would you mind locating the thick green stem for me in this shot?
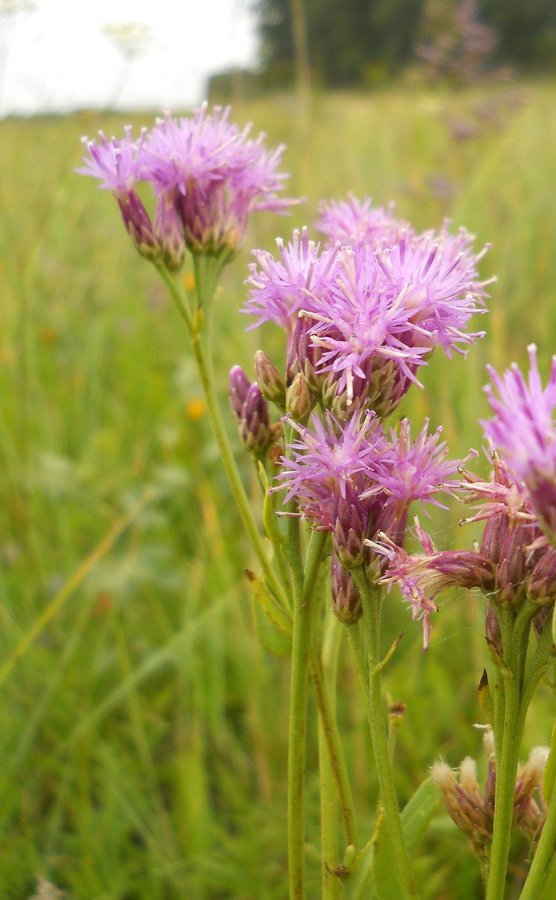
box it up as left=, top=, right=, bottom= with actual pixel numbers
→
left=350, top=567, right=418, bottom=899
left=155, top=262, right=286, bottom=606
left=520, top=774, right=556, bottom=900
left=486, top=608, right=523, bottom=900
left=520, top=682, right=556, bottom=900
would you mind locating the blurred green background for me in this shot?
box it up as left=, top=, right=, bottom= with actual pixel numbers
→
left=0, top=80, right=555, bottom=897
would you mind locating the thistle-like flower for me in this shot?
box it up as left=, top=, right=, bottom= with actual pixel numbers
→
left=144, top=106, right=297, bottom=258
left=244, top=222, right=488, bottom=416
left=79, top=105, right=298, bottom=265
left=77, top=126, right=160, bottom=261
left=483, top=344, right=556, bottom=541
left=276, top=414, right=465, bottom=577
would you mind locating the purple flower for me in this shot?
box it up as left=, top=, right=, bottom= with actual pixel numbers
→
left=79, top=105, right=299, bottom=264
left=143, top=106, right=298, bottom=257
left=244, top=222, right=489, bottom=415
left=365, top=419, right=469, bottom=507
left=78, top=126, right=160, bottom=260
left=276, top=411, right=387, bottom=565
left=309, top=228, right=487, bottom=407
left=482, top=344, right=556, bottom=538
left=376, top=450, right=556, bottom=647
left=315, top=194, right=408, bottom=249
left=78, top=125, right=147, bottom=193
left=308, top=244, right=431, bottom=406
left=275, top=413, right=466, bottom=570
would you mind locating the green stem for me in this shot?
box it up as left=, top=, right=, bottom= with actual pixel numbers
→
left=350, top=567, right=418, bottom=899
left=155, top=262, right=286, bottom=606
left=287, top=529, right=326, bottom=898
left=486, top=607, right=523, bottom=900
left=520, top=775, right=556, bottom=900
left=520, top=669, right=556, bottom=900
left=310, top=649, right=358, bottom=849
left=318, top=616, right=343, bottom=900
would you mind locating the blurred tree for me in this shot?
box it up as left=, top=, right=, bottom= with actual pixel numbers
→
left=254, top=0, right=556, bottom=86
left=481, top=0, right=556, bottom=69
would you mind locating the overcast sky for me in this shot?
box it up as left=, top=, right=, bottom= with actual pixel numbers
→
left=0, top=0, right=258, bottom=116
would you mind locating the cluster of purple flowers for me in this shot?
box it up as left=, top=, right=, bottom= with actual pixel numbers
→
left=78, top=105, right=297, bottom=267
left=245, top=207, right=489, bottom=415
left=236, top=193, right=497, bottom=640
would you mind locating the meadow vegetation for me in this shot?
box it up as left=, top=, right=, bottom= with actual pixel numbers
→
left=0, top=80, right=555, bottom=898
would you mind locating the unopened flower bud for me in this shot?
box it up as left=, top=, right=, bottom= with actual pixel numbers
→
left=331, top=555, right=362, bottom=624
left=229, top=366, right=252, bottom=421
left=485, top=603, right=503, bottom=658
left=286, top=317, right=323, bottom=394
left=239, top=384, right=271, bottom=454
left=229, top=366, right=271, bottom=455
left=255, top=350, right=286, bottom=407
left=333, top=498, right=365, bottom=569
left=155, top=191, right=185, bottom=271
left=117, top=191, right=161, bottom=262
left=286, top=372, right=314, bottom=422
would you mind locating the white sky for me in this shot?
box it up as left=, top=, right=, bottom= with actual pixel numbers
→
left=0, top=0, right=258, bottom=116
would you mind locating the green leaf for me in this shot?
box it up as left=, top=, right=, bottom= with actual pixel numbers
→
left=400, top=777, right=442, bottom=855
left=246, top=569, right=292, bottom=657
left=371, top=778, right=441, bottom=898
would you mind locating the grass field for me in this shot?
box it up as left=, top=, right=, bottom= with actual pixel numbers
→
left=0, top=80, right=555, bottom=898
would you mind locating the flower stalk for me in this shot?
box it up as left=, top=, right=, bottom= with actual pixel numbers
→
left=350, top=566, right=418, bottom=899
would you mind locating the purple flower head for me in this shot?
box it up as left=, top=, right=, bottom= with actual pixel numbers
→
left=78, top=125, right=147, bottom=194
left=374, top=229, right=489, bottom=356
left=308, top=244, right=431, bottom=407
left=79, top=106, right=299, bottom=266
left=244, top=227, right=340, bottom=330
left=275, top=410, right=388, bottom=565
left=315, top=194, right=408, bottom=249
left=305, top=226, right=488, bottom=411
left=78, top=126, right=160, bottom=260
left=365, top=419, right=468, bottom=509
left=143, top=105, right=298, bottom=257
left=459, top=452, right=556, bottom=608
left=482, top=345, right=556, bottom=540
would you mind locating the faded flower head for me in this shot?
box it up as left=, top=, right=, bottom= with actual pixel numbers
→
left=79, top=104, right=298, bottom=264
left=374, top=518, right=495, bottom=649
left=432, top=730, right=549, bottom=857
left=483, top=344, right=556, bottom=540
left=376, top=448, right=556, bottom=647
